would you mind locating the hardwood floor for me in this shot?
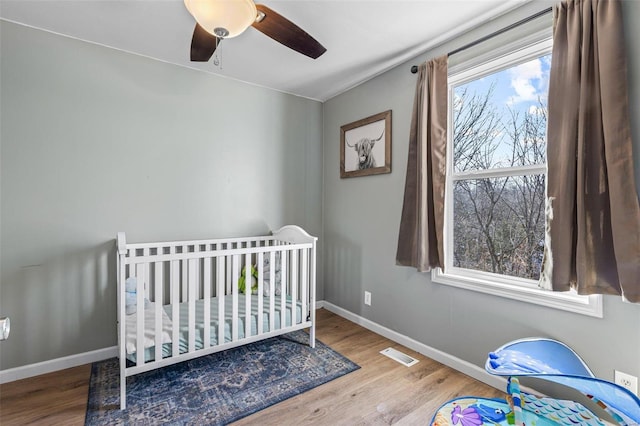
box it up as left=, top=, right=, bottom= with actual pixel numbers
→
left=0, top=363, right=91, bottom=425
left=0, top=309, right=502, bottom=425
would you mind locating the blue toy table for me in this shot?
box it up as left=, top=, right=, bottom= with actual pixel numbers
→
left=431, top=338, right=640, bottom=426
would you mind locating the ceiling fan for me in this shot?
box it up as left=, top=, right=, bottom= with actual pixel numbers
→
left=184, top=0, right=327, bottom=62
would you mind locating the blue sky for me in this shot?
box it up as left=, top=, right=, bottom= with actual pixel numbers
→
left=454, top=53, right=551, bottom=168
left=461, top=53, right=551, bottom=114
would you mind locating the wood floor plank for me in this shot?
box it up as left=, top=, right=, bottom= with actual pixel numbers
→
left=0, top=364, right=90, bottom=425
left=0, top=309, right=504, bottom=425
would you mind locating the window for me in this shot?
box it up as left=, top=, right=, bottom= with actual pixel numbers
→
left=432, top=24, right=602, bottom=317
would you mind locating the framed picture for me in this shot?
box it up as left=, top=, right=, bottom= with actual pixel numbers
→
left=340, top=110, right=392, bottom=178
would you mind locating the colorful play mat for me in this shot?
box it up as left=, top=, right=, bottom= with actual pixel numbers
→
left=431, top=338, right=640, bottom=426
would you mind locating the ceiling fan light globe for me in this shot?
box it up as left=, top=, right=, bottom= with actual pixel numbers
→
left=184, top=0, right=257, bottom=38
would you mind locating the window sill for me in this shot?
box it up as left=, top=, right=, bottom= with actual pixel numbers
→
left=431, top=267, right=603, bottom=318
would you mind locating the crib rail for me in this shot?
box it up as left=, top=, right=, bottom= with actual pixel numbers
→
left=116, top=226, right=317, bottom=410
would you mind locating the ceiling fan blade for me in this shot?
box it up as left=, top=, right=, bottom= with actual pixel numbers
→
left=252, top=4, right=326, bottom=59
left=191, top=23, right=220, bottom=62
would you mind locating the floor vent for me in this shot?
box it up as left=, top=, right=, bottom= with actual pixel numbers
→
left=380, top=347, right=419, bottom=367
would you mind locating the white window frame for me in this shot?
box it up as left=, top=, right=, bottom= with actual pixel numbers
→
left=432, top=28, right=603, bottom=318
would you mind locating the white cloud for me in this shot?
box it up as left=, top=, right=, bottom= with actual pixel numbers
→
left=507, top=58, right=545, bottom=105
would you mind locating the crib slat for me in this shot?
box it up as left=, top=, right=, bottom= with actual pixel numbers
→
left=154, top=262, right=163, bottom=363
left=232, top=255, right=239, bottom=342
left=226, top=247, right=232, bottom=294
left=280, top=249, right=287, bottom=329
left=245, top=252, right=252, bottom=338
left=301, top=248, right=308, bottom=323
left=143, top=248, right=150, bottom=301
left=257, top=252, right=264, bottom=335
left=203, top=256, right=211, bottom=348
left=135, top=263, right=145, bottom=366
left=217, top=256, right=225, bottom=345
left=181, top=245, right=188, bottom=303
left=194, top=244, right=202, bottom=300
left=188, top=258, right=196, bottom=353
left=291, top=249, right=298, bottom=325
left=170, top=250, right=179, bottom=358
left=269, top=251, right=275, bottom=332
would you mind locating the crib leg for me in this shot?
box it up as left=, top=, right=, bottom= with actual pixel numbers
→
left=309, top=318, right=316, bottom=348
left=120, top=362, right=126, bottom=410
left=309, top=327, right=316, bottom=348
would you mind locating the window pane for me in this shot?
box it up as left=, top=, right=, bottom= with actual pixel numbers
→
left=453, top=175, right=546, bottom=280
left=453, top=54, right=550, bottom=172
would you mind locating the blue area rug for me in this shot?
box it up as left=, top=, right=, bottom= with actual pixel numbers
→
left=85, top=330, right=359, bottom=425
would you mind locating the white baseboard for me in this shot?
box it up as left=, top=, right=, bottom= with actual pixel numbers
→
left=0, top=303, right=327, bottom=384
left=1, top=304, right=330, bottom=384
left=320, top=301, right=507, bottom=392
left=1, top=301, right=520, bottom=394
left=0, top=346, right=117, bottom=384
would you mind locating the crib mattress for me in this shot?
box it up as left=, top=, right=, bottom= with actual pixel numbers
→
left=127, top=295, right=304, bottom=363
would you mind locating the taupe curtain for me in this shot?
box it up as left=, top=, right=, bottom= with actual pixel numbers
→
left=396, top=56, right=448, bottom=272
left=542, top=0, right=640, bottom=303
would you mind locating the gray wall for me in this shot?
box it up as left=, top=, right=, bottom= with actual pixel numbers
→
left=322, top=0, right=640, bottom=381
left=0, top=21, right=323, bottom=370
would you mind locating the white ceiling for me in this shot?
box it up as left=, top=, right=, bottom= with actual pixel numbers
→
left=0, top=0, right=529, bottom=101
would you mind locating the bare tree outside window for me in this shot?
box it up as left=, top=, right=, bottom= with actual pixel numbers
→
left=451, top=54, right=550, bottom=281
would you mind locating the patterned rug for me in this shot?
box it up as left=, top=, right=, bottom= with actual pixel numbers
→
left=85, top=331, right=359, bottom=425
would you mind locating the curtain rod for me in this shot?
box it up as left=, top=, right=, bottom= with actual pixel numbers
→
left=410, top=7, right=553, bottom=74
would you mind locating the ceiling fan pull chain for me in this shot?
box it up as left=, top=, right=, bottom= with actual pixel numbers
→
left=213, top=37, right=223, bottom=69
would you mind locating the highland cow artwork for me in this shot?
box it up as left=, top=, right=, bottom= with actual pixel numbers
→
left=340, top=110, right=392, bottom=178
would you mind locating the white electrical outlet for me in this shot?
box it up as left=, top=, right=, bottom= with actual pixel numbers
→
left=364, top=291, right=372, bottom=306
left=615, top=370, right=638, bottom=395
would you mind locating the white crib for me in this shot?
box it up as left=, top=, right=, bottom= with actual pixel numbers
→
left=116, top=225, right=317, bottom=409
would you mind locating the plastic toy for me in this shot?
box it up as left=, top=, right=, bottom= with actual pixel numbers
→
left=431, top=338, right=640, bottom=426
